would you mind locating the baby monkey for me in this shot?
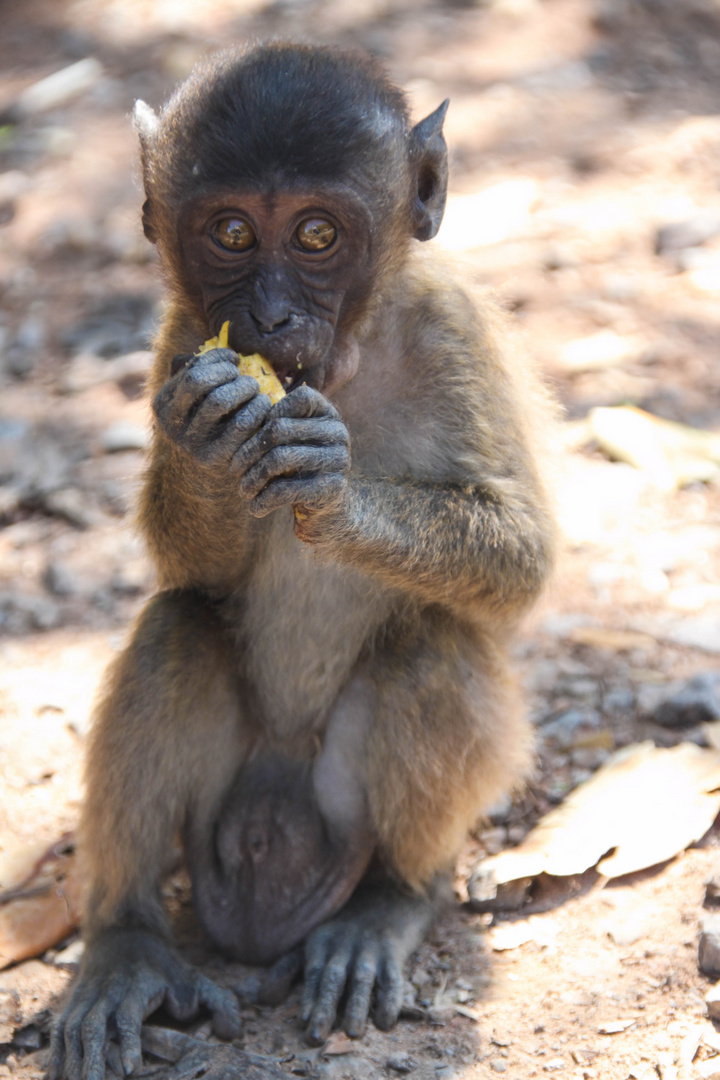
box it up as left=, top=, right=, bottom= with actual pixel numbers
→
left=51, top=42, right=555, bottom=1080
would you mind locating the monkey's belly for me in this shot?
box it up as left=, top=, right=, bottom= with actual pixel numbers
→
left=236, top=513, right=395, bottom=739
left=188, top=751, right=373, bottom=964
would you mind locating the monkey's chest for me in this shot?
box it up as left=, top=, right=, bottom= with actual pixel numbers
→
left=234, top=513, right=389, bottom=739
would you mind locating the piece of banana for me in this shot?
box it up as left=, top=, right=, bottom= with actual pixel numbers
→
left=196, top=321, right=286, bottom=405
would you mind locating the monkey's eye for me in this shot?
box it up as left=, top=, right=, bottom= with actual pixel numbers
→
left=296, top=218, right=337, bottom=252
left=212, top=217, right=256, bottom=252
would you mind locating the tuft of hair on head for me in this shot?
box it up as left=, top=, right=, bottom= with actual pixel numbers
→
left=133, top=99, right=159, bottom=142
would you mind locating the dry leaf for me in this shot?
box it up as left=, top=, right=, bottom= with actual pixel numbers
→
left=479, top=742, right=720, bottom=886
left=0, top=842, right=83, bottom=970
left=454, top=1004, right=483, bottom=1021
left=568, top=626, right=657, bottom=651
left=589, top=405, right=720, bottom=490
left=598, top=1020, right=636, bottom=1034
left=322, top=1033, right=356, bottom=1056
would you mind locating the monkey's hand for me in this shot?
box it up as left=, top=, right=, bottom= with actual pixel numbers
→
left=298, top=877, right=435, bottom=1045
left=228, top=384, right=351, bottom=518
left=50, top=928, right=241, bottom=1080
left=152, top=347, right=274, bottom=466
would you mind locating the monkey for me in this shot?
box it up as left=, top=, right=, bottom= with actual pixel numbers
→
left=50, top=43, right=556, bottom=1080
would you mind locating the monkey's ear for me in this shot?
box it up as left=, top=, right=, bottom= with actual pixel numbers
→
left=133, top=99, right=159, bottom=142
left=133, top=101, right=160, bottom=244
left=408, top=99, right=449, bottom=242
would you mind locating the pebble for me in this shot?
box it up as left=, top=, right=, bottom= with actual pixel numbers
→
left=652, top=673, right=720, bottom=727
left=487, top=792, right=512, bottom=824
left=699, top=917, right=720, bottom=977
left=386, top=1051, right=417, bottom=1074
left=570, top=746, right=610, bottom=770
left=480, top=826, right=508, bottom=855
left=467, top=864, right=530, bottom=912
left=603, top=687, right=635, bottom=713
left=43, top=562, right=79, bottom=596
left=664, top=617, right=720, bottom=654
left=490, top=1061, right=507, bottom=1073
left=100, top=421, right=149, bottom=453
left=43, top=488, right=95, bottom=529
left=705, top=982, right=720, bottom=1022
left=656, top=213, right=720, bottom=254
left=53, top=938, right=85, bottom=970
left=706, top=879, right=720, bottom=908
left=61, top=294, right=157, bottom=359
left=540, top=709, right=601, bottom=748
left=557, top=330, right=643, bottom=373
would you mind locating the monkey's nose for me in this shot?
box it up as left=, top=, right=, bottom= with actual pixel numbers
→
left=250, top=311, right=291, bottom=335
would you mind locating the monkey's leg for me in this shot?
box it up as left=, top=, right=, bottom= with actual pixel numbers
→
left=51, top=591, right=248, bottom=1080
left=299, top=619, right=530, bottom=1043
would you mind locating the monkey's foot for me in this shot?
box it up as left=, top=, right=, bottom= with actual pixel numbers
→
left=299, top=877, right=435, bottom=1045
left=49, top=928, right=241, bottom=1080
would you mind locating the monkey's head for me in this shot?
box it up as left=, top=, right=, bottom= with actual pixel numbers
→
left=135, top=44, right=449, bottom=392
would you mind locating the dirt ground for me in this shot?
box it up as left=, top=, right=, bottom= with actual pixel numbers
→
left=2, top=0, right=720, bottom=1077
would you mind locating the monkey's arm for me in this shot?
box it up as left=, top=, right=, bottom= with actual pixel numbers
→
left=295, top=474, right=553, bottom=620
left=234, top=381, right=554, bottom=621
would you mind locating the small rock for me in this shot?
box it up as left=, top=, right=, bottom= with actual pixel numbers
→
left=653, top=673, right=720, bottom=728
left=100, top=421, right=149, bottom=453
left=489, top=1061, right=507, bottom=1073
left=608, top=912, right=653, bottom=947
left=53, top=938, right=85, bottom=971
left=480, top=826, right=508, bottom=855
left=557, top=330, right=644, bottom=373
left=540, top=709, right=601, bottom=749
left=43, top=562, right=78, bottom=596
left=656, top=213, right=720, bottom=255
left=699, top=918, right=720, bottom=977
left=411, top=966, right=432, bottom=988
left=42, top=488, right=94, bottom=529
left=570, top=746, right=610, bottom=770
left=603, top=687, right=634, bottom=713
left=544, top=1061, right=565, bottom=1073
left=706, top=982, right=720, bottom=1021
left=11, top=1024, right=42, bottom=1049
left=486, top=792, right=512, bottom=824
left=664, top=618, right=720, bottom=655
left=386, top=1051, right=417, bottom=1074
left=467, top=866, right=531, bottom=913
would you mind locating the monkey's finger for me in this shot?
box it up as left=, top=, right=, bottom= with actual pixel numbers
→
left=183, top=378, right=265, bottom=440
left=305, top=952, right=353, bottom=1046
left=60, top=995, right=99, bottom=1080
left=153, top=361, right=242, bottom=432
left=80, top=997, right=114, bottom=1080
left=196, top=975, right=243, bottom=1040
left=48, top=1021, right=67, bottom=1080
left=245, top=948, right=303, bottom=1006
left=248, top=474, right=346, bottom=518
left=272, top=384, right=340, bottom=421
left=114, top=991, right=154, bottom=1076
left=343, top=949, right=378, bottom=1038
left=240, top=446, right=350, bottom=499
left=300, top=930, right=332, bottom=1025
left=229, top=418, right=349, bottom=473
left=372, top=955, right=405, bottom=1031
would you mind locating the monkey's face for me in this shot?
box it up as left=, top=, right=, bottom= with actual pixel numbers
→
left=176, top=189, right=376, bottom=393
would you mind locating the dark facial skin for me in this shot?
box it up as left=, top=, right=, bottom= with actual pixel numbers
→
left=178, top=191, right=373, bottom=394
